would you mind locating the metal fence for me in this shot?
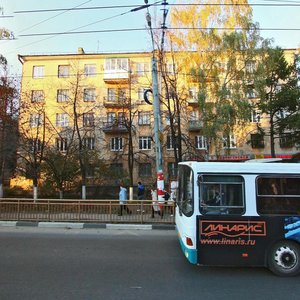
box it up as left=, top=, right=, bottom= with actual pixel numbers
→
left=0, top=199, right=175, bottom=224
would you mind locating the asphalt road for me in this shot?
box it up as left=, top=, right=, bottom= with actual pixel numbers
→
left=0, top=227, right=299, bottom=300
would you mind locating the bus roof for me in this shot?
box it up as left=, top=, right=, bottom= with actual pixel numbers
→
left=179, top=161, right=300, bottom=175
left=244, top=158, right=284, bottom=163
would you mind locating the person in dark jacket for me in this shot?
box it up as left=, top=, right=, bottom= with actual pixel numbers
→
left=137, top=181, right=145, bottom=200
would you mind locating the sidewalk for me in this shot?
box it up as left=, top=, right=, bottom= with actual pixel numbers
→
left=0, top=220, right=175, bottom=230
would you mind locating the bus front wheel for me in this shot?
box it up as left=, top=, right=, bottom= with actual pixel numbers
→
left=268, top=240, right=300, bottom=277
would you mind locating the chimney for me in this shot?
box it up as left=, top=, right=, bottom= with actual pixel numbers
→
left=77, top=47, right=85, bottom=54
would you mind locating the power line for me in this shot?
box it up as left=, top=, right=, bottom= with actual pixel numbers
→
left=19, top=27, right=300, bottom=38
left=2, top=1, right=162, bottom=55
left=4, top=1, right=300, bottom=58
left=12, top=1, right=300, bottom=14
left=18, top=0, right=93, bottom=34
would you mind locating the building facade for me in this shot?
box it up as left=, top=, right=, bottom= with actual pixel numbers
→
left=18, top=48, right=299, bottom=193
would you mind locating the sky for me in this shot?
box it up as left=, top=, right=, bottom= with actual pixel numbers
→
left=1, top=0, right=300, bottom=74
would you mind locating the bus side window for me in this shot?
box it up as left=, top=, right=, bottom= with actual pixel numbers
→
left=257, top=176, right=300, bottom=216
left=199, top=175, right=245, bottom=215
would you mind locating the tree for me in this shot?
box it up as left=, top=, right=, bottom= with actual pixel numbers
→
left=0, top=55, right=18, bottom=197
left=18, top=99, right=48, bottom=200
left=254, top=47, right=300, bottom=157
left=41, top=144, right=79, bottom=199
left=164, top=1, right=264, bottom=159
left=0, top=28, right=14, bottom=40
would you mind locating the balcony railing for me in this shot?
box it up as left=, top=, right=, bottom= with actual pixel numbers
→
left=102, top=121, right=128, bottom=133
left=187, top=98, right=198, bottom=106
left=104, top=70, right=129, bottom=82
left=103, top=97, right=128, bottom=108
left=188, top=120, right=203, bottom=131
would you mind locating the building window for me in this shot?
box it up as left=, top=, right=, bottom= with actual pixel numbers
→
left=223, top=134, right=236, bottom=149
left=250, top=110, right=260, bottom=123
left=138, top=87, right=147, bottom=101
left=276, top=110, right=289, bottom=119
left=165, top=87, right=176, bottom=99
left=56, top=138, right=68, bottom=152
left=246, top=89, right=257, bottom=99
left=107, top=88, right=126, bottom=102
left=83, top=113, right=95, bottom=127
left=107, top=112, right=116, bottom=124
left=165, top=114, right=170, bottom=125
left=105, top=58, right=128, bottom=71
left=246, top=61, right=256, bottom=74
left=57, top=89, right=69, bottom=102
left=275, top=85, right=282, bottom=92
left=111, top=137, right=123, bottom=151
left=30, top=139, right=42, bottom=152
left=136, top=63, right=149, bottom=76
left=190, top=110, right=199, bottom=121
left=139, top=163, right=152, bottom=177
left=110, top=163, right=123, bottom=174
left=84, top=64, right=96, bottom=77
left=195, top=136, right=207, bottom=150
left=31, top=90, right=44, bottom=102
left=32, top=66, right=44, bottom=78
left=83, top=137, right=95, bottom=150
left=251, top=134, right=264, bottom=148
left=84, top=88, right=96, bottom=102
left=167, top=135, right=179, bottom=150
left=118, top=112, right=126, bottom=123
left=188, top=88, right=197, bottom=101
left=56, top=113, right=69, bottom=127
left=58, top=65, right=70, bottom=78
left=168, top=162, right=177, bottom=179
left=139, top=136, right=152, bottom=150
left=138, top=111, right=151, bottom=125
left=86, top=165, right=95, bottom=178
left=167, top=63, right=175, bottom=75
left=107, top=88, right=117, bottom=102
left=29, top=114, right=43, bottom=128
left=279, top=133, right=294, bottom=148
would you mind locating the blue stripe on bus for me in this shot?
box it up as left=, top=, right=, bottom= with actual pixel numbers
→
left=178, top=234, right=197, bottom=264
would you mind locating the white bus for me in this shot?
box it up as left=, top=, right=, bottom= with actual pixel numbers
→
left=176, top=161, right=300, bottom=276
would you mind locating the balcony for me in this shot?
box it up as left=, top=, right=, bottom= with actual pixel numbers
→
left=104, top=70, right=129, bottom=83
left=102, top=121, right=128, bottom=133
left=187, top=98, right=198, bottom=106
left=188, top=120, right=203, bottom=131
left=103, top=97, right=128, bottom=108
left=104, top=58, right=129, bottom=83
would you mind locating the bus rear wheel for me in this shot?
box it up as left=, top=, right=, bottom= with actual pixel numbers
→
left=268, top=240, right=300, bottom=277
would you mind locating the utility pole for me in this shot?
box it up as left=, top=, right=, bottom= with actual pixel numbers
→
left=145, top=1, right=169, bottom=203
left=132, top=1, right=168, bottom=202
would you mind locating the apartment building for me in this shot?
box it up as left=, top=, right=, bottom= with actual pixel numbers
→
left=18, top=47, right=299, bottom=192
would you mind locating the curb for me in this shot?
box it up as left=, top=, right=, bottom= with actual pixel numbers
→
left=0, top=221, right=175, bottom=231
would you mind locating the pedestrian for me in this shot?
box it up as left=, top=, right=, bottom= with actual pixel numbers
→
left=163, top=190, right=171, bottom=215
left=151, top=188, right=159, bottom=218
left=118, top=183, right=131, bottom=216
left=137, top=181, right=145, bottom=200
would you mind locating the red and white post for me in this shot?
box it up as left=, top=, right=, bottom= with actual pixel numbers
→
left=157, top=171, right=165, bottom=209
